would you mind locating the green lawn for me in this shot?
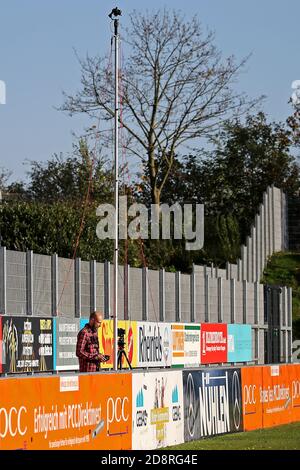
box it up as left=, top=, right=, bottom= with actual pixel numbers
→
left=166, top=422, right=300, bottom=450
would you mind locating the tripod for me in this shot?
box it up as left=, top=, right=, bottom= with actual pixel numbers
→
left=117, top=347, right=132, bottom=370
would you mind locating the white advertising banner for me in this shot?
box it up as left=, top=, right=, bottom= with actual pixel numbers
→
left=171, top=324, right=201, bottom=367
left=132, top=371, right=184, bottom=449
left=137, top=322, right=172, bottom=368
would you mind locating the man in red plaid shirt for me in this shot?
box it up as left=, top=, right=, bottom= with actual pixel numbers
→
left=76, top=312, right=108, bottom=372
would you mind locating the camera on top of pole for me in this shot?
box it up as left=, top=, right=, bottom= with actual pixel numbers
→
left=109, top=7, right=122, bottom=35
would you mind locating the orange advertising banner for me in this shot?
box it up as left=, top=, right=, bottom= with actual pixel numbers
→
left=0, top=372, right=132, bottom=450
left=261, top=365, right=292, bottom=428
left=241, top=366, right=263, bottom=431
left=288, top=364, right=300, bottom=423
left=242, top=364, right=300, bottom=431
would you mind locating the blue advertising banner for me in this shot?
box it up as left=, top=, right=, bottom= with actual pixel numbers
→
left=183, top=368, right=243, bottom=441
left=227, top=324, right=252, bottom=363
left=80, top=318, right=89, bottom=330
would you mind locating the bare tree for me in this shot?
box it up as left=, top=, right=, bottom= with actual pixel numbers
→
left=61, top=9, right=261, bottom=205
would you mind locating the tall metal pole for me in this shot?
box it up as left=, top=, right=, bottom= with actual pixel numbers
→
left=110, top=10, right=120, bottom=371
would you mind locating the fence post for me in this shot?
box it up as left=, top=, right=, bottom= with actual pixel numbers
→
left=242, top=245, right=247, bottom=281
left=142, top=267, right=149, bottom=321
left=124, top=264, right=129, bottom=321
left=230, top=278, right=236, bottom=324
left=159, top=268, right=165, bottom=322
left=288, top=287, right=293, bottom=363
left=218, top=277, right=223, bottom=323
left=254, top=282, right=260, bottom=325
left=204, top=266, right=210, bottom=323
left=247, top=236, right=251, bottom=282
left=175, top=271, right=181, bottom=322
left=255, top=214, right=261, bottom=282
left=26, top=250, right=33, bottom=316
left=90, top=260, right=96, bottom=314
left=0, top=246, right=6, bottom=315
left=270, top=186, right=275, bottom=255
left=251, top=226, right=256, bottom=283
left=243, top=280, right=247, bottom=324
left=191, top=265, right=195, bottom=323
left=264, top=192, right=269, bottom=260
left=51, top=253, right=58, bottom=316
left=260, top=203, right=265, bottom=271
left=75, top=257, right=81, bottom=318
left=226, top=262, right=230, bottom=280
left=104, top=261, right=110, bottom=320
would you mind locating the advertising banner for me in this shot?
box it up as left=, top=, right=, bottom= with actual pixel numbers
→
left=137, top=322, right=172, bottom=368
left=200, top=323, right=227, bottom=364
left=132, top=371, right=184, bottom=449
left=171, top=324, right=200, bottom=368
left=242, top=364, right=300, bottom=430
left=241, top=366, right=263, bottom=431
left=0, top=372, right=132, bottom=450
left=227, top=324, right=252, bottom=363
left=183, top=368, right=243, bottom=441
left=1, top=316, right=53, bottom=373
left=79, top=318, right=89, bottom=330
left=261, top=364, right=292, bottom=428
left=289, top=364, right=300, bottom=422
left=53, top=318, right=81, bottom=371
left=99, top=320, right=138, bottom=369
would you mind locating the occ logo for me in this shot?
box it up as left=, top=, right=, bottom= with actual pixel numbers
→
left=0, top=406, right=27, bottom=438
left=232, top=371, right=241, bottom=430
left=243, top=384, right=257, bottom=410
left=186, top=373, right=196, bottom=437
left=291, top=81, right=300, bottom=107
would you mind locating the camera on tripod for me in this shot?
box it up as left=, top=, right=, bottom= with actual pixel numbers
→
left=117, top=327, right=126, bottom=350
left=116, top=327, right=132, bottom=370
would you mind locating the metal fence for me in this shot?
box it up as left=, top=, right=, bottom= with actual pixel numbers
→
left=0, top=246, right=292, bottom=364
left=0, top=186, right=293, bottom=364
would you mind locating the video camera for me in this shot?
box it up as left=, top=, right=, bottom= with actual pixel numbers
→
left=117, top=327, right=126, bottom=350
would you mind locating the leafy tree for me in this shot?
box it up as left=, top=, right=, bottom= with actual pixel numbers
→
left=25, top=139, right=114, bottom=203
left=61, top=9, right=259, bottom=206
left=0, top=201, right=113, bottom=260
left=5, top=181, right=28, bottom=199
left=158, top=113, right=300, bottom=241
left=204, top=113, right=300, bottom=236
left=203, top=214, right=241, bottom=265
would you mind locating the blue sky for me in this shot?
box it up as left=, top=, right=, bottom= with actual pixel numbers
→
left=0, top=0, right=299, bottom=181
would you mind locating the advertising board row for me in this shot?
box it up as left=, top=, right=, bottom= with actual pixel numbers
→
left=0, top=364, right=299, bottom=450
left=0, top=316, right=252, bottom=374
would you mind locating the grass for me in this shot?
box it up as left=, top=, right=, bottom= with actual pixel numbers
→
left=262, top=252, right=300, bottom=338
left=165, top=422, right=300, bottom=450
